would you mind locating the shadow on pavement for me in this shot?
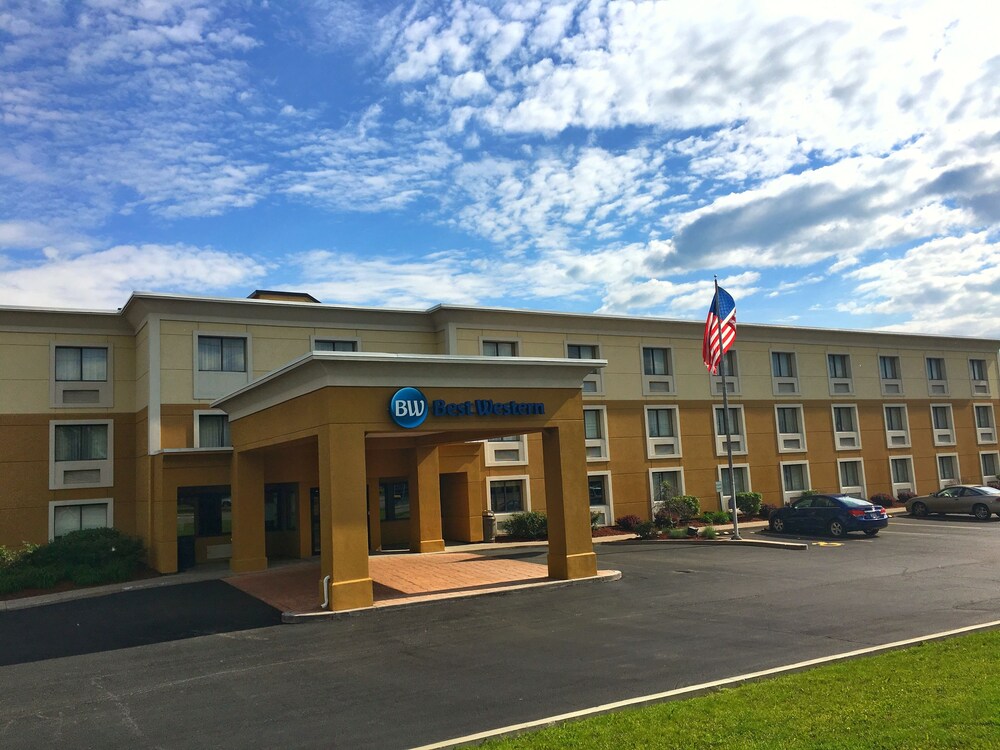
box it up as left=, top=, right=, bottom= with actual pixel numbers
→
left=0, top=580, right=282, bottom=667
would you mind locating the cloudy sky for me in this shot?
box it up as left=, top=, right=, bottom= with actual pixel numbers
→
left=2, top=0, right=999, bottom=335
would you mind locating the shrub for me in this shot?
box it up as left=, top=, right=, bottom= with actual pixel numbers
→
left=897, top=490, right=916, bottom=504
left=635, top=521, right=658, bottom=539
left=701, top=525, right=718, bottom=539
left=799, top=489, right=819, bottom=498
left=735, top=491, right=763, bottom=518
left=869, top=492, right=895, bottom=508
left=760, top=503, right=779, bottom=519
left=590, top=511, right=602, bottom=530
left=499, top=511, right=548, bottom=539
left=616, top=514, right=642, bottom=532
left=654, top=507, right=676, bottom=529
left=667, top=528, right=688, bottom=539
left=654, top=495, right=700, bottom=526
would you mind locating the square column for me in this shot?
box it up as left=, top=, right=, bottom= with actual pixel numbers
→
left=318, top=424, right=373, bottom=611
left=542, top=424, right=598, bottom=580
left=230, top=450, right=267, bottom=573
left=410, top=445, right=445, bottom=553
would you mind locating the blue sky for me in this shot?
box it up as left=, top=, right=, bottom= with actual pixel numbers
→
left=2, top=0, right=999, bottom=336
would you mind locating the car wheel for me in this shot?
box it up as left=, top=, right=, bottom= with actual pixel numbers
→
left=973, top=504, right=991, bottom=521
left=828, top=519, right=846, bottom=538
left=911, top=501, right=928, bottom=517
left=770, top=516, right=786, bottom=533
left=863, top=529, right=879, bottom=537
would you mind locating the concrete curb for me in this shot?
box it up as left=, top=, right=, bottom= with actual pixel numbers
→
left=280, top=569, right=623, bottom=623
left=603, top=537, right=808, bottom=550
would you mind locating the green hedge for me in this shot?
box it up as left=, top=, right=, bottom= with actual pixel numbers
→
left=499, top=511, right=548, bottom=540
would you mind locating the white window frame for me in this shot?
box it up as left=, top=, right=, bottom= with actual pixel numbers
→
left=779, top=460, right=811, bottom=505
left=936, top=452, right=960, bottom=489
left=929, top=403, right=956, bottom=446
left=969, top=358, right=990, bottom=396
left=837, top=458, right=867, bottom=499
left=50, top=342, right=114, bottom=408
left=831, top=404, right=862, bottom=450
left=649, top=468, right=686, bottom=512
left=644, top=405, right=682, bottom=459
left=925, top=356, right=949, bottom=396
left=827, top=352, right=854, bottom=395
left=480, top=338, right=520, bottom=357
left=311, top=336, right=360, bottom=352
left=49, top=419, right=114, bottom=490
left=566, top=342, right=603, bottom=395
left=194, top=409, right=232, bottom=449
left=484, top=434, right=529, bottom=466
left=48, top=498, right=113, bottom=542
left=889, top=455, right=916, bottom=496
left=641, top=346, right=674, bottom=395
left=713, top=404, right=747, bottom=456
left=583, top=406, right=609, bottom=462
left=710, top=350, right=740, bottom=396
left=883, top=404, right=911, bottom=448
left=770, top=350, right=799, bottom=395
left=774, top=404, right=807, bottom=453
left=486, top=475, right=531, bottom=520
left=979, top=451, right=1000, bottom=486
left=878, top=354, right=903, bottom=396
left=193, top=331, right=252, bottom=400
left=716, top=463, right=751, bottom=503
left=974, top=403, right=997, bottom=444
left=587, top=471, right=614, bottom=527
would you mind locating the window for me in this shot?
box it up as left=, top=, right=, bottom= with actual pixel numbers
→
left=568, top=343, right=602, bottom=393
left=771, top=351, right=799, bottom=394
left=832, top=404, right=861, bottom=450
left=718, top=465, right=750, bottom=500
left=827, top=353, right=853, bottom=394
left=970, top=359, right=990, bottom=395
left=484, top=433, right=528, bottom=465
left=926, top=357, right=948, bottom=395
left=713, top=405, right=746, bottom=455
left=838, top=459, right=866, bottom=499
left=482, top=340, right=517, bottom=357
left=49, top=499, right=111, bottom=541
left=379, top=479, right=410, bottom=521
left=51, top=344, right=113, bottom=407
left=645, top=406, right=681, bottom=458
left=879, top=355, right=903, bottom=395
left=314, top=339, right=358, bottom=352
left=710, top=350, right=740, bottom=395
left=177, top=486, right=232, bottom=539
left=883, top=405, right=910, bottom=447
left=650, top=469, right=685, bottom=506
left=641, top=346, right=674, bottom=394
left=583, top=407, right=609, bottom=461
left=775, top=405, right=806, bottom=452
left=780, top=461, right=810, bottom=504
left=588, top=473, right=613, bottom=526
left=489, top=478, right=528, bottom=515
left=975, top=404, right=996, bottom=444
left=196, top=412, right=231, bottom=448
left=930, top=404, right=955, bottom=446
left=936, top=454, right=959, bottom=489
left=198, top=336, right=247, bottom=372
left=890, top=456, right=915, bottom=495
left=264, top=483, right=299, bottom=530
left=981, top=452, right=999, bottom=485
left=49, top=420, right=113, bottom=489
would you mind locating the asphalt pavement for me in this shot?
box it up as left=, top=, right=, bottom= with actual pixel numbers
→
left=0, top=515, right=998, bottom=749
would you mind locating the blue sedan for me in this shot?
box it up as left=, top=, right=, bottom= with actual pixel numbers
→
left=769, top=494, right=889, bottom=538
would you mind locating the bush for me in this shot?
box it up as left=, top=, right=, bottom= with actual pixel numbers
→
left=700, top=511, right=731, bottom=524
left=635, top=521, right=658, bottom=539
left=667, top=528, right=688, bottom=539
left=799, top=489, right=819, bottom=498
left=616, top=514, right=642, bottom=532
left=760, top=503, right=779, bottom=519
left=499, top=511, right=548, bottom=540
left=897, top=490, right=916, bottom=504
left=735, top=491, right=763, bottom=518
left=654, top=495, right=700, bottom=526
left=0, top=541, right=39, bottom=569
left=869, top=493, right=895, bottom=508
left=590, top=511, right=602, bottom=530
left=701, top=525, right=718, bottom=539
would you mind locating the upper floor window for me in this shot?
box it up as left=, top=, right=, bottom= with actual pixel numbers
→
left=198, top=336, right=247, bottom=372
left=645, top=406, right=681, bottom=458
left=827, top=353, right=853, bottom=394
left=710, top=350, right=740, bottom=395
left=879, top=355, right=903, bottom=395
left=196, top=412, right=231, bottom=448
left=483, top=340, right=517, bottom=357
left=832, top=405, right=861, bottom=450
left=883, top=404, right=910, bottom=447
left=51, top=344, right=113, bottom=407
left=49, top=420, right=114, bottom=490
left=930, top=404, right=955, bottom=446
left=55, top=423, right=108, bottom=461
left=641, top=347, right=674, bottom=394
left=713, top=405, right=746, bottom=455
left=55, top=346, right=108, bottom=381
left=926, top=357, right=948, bottom=395
left=484, top=434, right=527, bottom=466
left=583, top=407, right=609, bottom=461
left=970, top=359, right=990, bottom=396
left=771, top=351, right=798, bottom=394
left=568, top=343, right=602, bottom=394
left=975, top=404, right=997, bottom=444
left=315, top=339, right=358, bottom=352
left=775, top=405, right=806, bottom=452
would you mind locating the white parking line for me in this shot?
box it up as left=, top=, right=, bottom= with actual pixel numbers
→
left=410, top=619, right=1000, bottom=750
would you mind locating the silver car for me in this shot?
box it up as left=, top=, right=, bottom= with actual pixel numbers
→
left=906, top=485, right=1000, bottom=520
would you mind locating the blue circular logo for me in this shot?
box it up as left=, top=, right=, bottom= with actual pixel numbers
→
left=389, top=387, right=428, bottom=429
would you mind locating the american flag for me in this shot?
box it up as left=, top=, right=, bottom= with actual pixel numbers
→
left=703, top=286, right=737, bottom=375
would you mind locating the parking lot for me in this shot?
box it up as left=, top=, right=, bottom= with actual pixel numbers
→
left=1, top=512, right=998, bottom=750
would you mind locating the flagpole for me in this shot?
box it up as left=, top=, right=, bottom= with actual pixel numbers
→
left=714, top=277, right=741, bottom=541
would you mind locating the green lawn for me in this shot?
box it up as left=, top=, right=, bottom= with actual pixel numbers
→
left=474, top=630, right=1000, bottom=749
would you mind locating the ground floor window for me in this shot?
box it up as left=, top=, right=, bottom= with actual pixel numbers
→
left=51, top=499, right=110, bottom=540
left=177, top=486, right=232, bottom=537
left=264, top=483, right=298, bottom=531
left=490, top=479, right=526, bottom=514
left=379, top=479, right=410, bottom=521
left=588, top=473, right=612, bottom=526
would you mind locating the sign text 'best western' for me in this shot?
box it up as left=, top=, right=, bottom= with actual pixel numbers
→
left=389, top=387, right=544, bottom=429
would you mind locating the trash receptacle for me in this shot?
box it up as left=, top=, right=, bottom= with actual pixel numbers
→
left=482, top=509, right=497, bottom=543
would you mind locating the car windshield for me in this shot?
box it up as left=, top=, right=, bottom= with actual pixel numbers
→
left=971, top=486, right=1000, bottom=496
left=836, top=496, right=873, bottom=508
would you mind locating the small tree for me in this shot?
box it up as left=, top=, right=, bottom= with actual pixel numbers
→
left=654, top=495, right=700, bottom=527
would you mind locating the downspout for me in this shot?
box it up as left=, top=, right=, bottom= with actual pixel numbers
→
left=321, top=575, right=331, bottom=610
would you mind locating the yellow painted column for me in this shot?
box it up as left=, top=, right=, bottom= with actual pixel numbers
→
left=542, top=424, right=598, bottom=580
left=410, top=445, right=445, bottom=553
left=230, top=450, right=267, bottom=573
left=318, top=424, right=374, bottom=611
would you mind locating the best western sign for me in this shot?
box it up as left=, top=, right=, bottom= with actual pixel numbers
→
left=389, top=387, right=545, bottom=429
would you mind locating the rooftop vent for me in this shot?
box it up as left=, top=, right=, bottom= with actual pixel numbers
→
left=247, top=290, right=321, bottom=304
